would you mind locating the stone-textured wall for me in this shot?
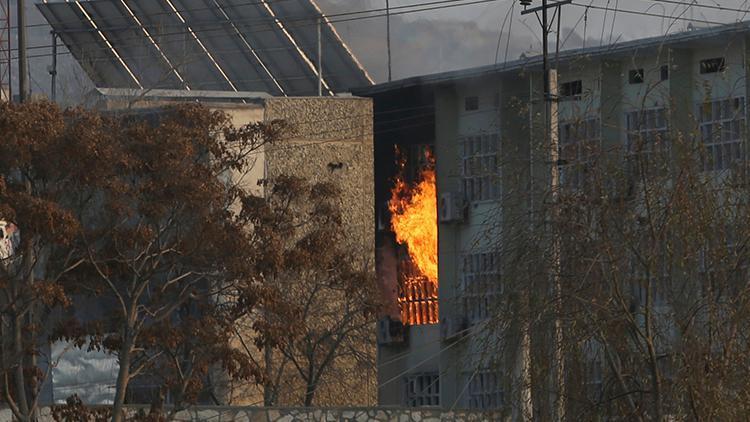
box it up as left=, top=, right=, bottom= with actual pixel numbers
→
left=15, top=406, right=503, bottom=422
left=263, top=97, right=375, bottom=259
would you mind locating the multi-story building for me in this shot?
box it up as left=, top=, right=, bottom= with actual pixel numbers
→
left=355, top=21, right=750, bottom=415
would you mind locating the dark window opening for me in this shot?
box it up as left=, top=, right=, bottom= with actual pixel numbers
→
left=560, top=80, right=583, bottom=100
left=465, top=96, right=479, bottom=111
left=660, top=65, right=669, bottom=81
left=700, top=57, right=726, bottom=74
left=629, top=69, right=644, bottom=84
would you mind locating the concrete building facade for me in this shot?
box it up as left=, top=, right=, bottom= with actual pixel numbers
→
left=356, top=21, right=750, bottom=416
left=50, top=89, right=375, bottom=406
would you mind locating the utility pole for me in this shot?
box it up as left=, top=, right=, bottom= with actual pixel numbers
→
left=386, top=0, right=392, bottom=82
left=17, top=0, right=27, bottom=102
left=519, top=1, right=570, bottom=421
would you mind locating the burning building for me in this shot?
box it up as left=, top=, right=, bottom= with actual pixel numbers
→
left=389, top=152, right=439, bottom=326
left=355, top=19, right=750, bottom=416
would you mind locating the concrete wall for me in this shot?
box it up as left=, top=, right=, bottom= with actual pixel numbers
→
left=5, top=406, right=503, bottom=422
left=376, top=29, right=750, bottom=415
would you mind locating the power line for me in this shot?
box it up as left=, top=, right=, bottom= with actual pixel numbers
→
left=27, top=0, right=490, bottom=35
left=650, top=0, right=750, bottom=15
left=8, top=0, right=503, bottom=62
left=570, top=2, right=727, bottom=26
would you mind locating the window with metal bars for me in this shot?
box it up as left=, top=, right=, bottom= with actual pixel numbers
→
left=461, top=251, right=502, bottom=324
left=559, top=117, right=601, bottom=192
left=404, top=373, right=440, bottom=407
left=625, top=107, right=669, bottom=164
left=699, top=97, right=746, bottom=172
left=464, top=370, right=504, bottom=409
left=460, top=133, right=500, bottom=203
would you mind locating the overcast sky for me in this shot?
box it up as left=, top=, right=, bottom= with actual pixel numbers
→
left=12, top=0, right=750, bottom=101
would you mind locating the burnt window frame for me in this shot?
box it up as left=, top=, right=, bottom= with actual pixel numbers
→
left=700, top=57, right=726, bottom=74
left=629, top=69, right=645, bottom=84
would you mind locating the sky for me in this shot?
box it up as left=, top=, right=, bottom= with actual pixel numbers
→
left=8, top=0, right=750, bottom=102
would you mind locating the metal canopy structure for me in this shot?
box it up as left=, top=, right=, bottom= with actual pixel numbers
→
left=38, top=0, right=373, bottom=96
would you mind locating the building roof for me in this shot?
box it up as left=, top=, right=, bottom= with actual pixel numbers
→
left=39, top=0, right=373, bottom=97
left=354, top=20, right=750, bottom=96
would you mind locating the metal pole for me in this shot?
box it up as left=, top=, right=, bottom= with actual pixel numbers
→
left=50, top=32, right=57, bottom=102
left=317, top=16, right=322, bottom=96
left=17, top=0, right=27, bottom=102
left=386, top=0, right=392, bottom=82
left=521, top=2, right=568, bottom=420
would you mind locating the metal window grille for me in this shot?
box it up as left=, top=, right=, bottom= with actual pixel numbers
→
left=398, top=259, right=438, bottom=325
left=460, top=133, right=501, bottom=203
left=465, top=371, right=504, bottom=409
left=559, top=117, right=601, bottom=191
left=404, top=373, right=440, bottom=407
left=461, top=251, right=502, bottom=324
left=626, top=107, right=669, bottom=164
left=699, top=97, right=746, bottom=171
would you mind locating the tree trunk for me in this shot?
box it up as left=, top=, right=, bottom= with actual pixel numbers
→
left=303, top=376, right=316, bottom=407
left=263, top=345, right=273, bottom=406
left=14, top=312, right=30, bottom=421
left=111, top=329, right=134, bottom=422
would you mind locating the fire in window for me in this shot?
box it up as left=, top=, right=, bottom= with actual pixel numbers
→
left=389, top=150, right=438, bottom=325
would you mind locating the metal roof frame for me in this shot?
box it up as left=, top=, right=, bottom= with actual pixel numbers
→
left=38, top=0, right=373, bottom=96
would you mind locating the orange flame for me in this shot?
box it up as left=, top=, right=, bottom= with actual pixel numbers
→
left=388, top=168, right=438, bottom=285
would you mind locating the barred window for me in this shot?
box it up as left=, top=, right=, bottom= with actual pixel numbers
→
left=461, top=251, right=502, bottom=324
left=626, top=107, right=669, bottom=162
left=404, top=373, right=440, bottom=407
left=465, top=371, right=504, bottom=409
left=461, top=133, right=500, bottom=202
left=582, top=341, right=605, bottom=402
left=699, top=97, right=746, bottom=171
left=560, top=118, right=600, bottom=191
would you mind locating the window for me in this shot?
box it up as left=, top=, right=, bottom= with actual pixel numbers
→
left=560, top=80, right=583, bottom=100
left=461, top=251, right=502, bottom=324
left=465, top=371, right=504, bottom=409
left=461, top=133, right=501, bottom=202
left=404, top=373, right=440, bottom=407
left=465, top=96, right=479, bottom=111
left=699, top=97, right=745, bottom=171
left=625, top=107, right=669, bottom=163
left=559, top=118, right=600, bottom=191
left=629, top=69, right=644, bottom=84
left=660, top=65, right=669, bottom=81
left=582, top=341, right=605, bottom=402
left=700, top=57, right=726, bottom=74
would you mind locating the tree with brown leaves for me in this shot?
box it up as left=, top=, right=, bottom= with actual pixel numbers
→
left=0, top=101, right=291, bottom=422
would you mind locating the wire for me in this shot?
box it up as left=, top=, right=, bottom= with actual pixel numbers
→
left=8, top=0, right=505, bottom=63
left=494, top=4, right=514, bottom=64
left=30, top=0, right=494, bottom=36
left=650, top=0, right=750, bottom=15
left=569, top=2, right=727, bottom=26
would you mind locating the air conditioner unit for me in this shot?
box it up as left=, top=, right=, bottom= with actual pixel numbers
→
left=438, top=192, right=466, bottom=223
left=440, top=315, right=468, bottom=343
left=377, top=316, right=406, bottom=346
